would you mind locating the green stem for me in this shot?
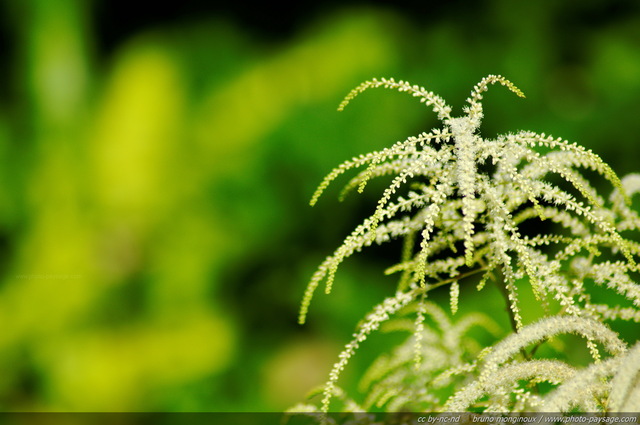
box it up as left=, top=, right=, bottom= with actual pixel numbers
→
left=491, top=266, right=542, bottom=395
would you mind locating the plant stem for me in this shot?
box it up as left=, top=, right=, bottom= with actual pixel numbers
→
left=491, top=266, right=543, bottom=395
left=492, top=268, right=521, bottom=337
left=425, top=267, right=487, bottom=292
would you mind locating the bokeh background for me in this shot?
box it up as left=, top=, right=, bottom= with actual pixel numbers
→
left=0, top=0, right=639, bottom=412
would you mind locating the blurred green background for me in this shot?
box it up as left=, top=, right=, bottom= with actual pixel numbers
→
left=0, top=0, right=639, bottom=412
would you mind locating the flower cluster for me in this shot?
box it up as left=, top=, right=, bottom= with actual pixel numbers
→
left=295, top=76, right=640, bottom=415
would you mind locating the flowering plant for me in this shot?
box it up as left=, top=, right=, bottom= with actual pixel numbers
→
left=292, top=76, right=640, bottom=416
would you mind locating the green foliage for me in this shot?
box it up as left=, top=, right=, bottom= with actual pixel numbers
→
left=2, top=0, right=640, bottom=413
left=0, top=1, right=420, bottom=411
